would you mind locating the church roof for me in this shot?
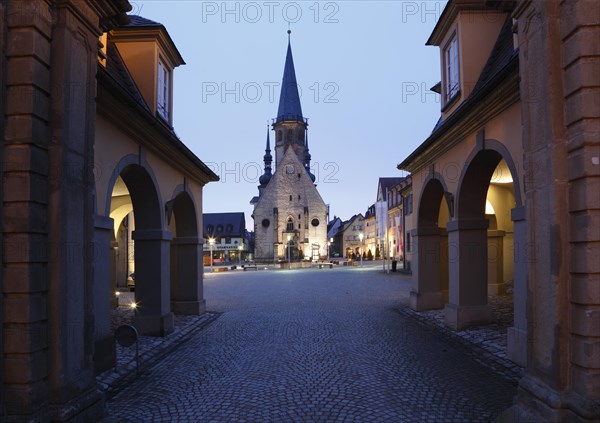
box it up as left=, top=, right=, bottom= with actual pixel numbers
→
left=276, top=34, right=304, bottom=123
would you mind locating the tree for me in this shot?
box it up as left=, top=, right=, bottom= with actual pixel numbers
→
left=367, top=249, right=373, bottom=260
left=375, top=246, right=380, bottom=259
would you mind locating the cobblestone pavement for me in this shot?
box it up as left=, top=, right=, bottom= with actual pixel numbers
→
left=103, top=267, right=517, bottom=422
left=96, top=298, right=221, bottom=398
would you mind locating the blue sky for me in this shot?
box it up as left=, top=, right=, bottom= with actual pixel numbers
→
left=133, top=1, right=446, bottom=226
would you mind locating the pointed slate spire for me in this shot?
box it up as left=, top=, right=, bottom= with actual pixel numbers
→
left=259, top=126, right=273, bottom=186
left=276, top=30, right=303, bottom=122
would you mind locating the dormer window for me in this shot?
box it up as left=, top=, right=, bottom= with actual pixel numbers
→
left=443, top=33, right=459, bottom=103
left=157, top=59, right=170, bottom=121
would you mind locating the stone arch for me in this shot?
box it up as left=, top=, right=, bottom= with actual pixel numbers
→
left=417, top=171, right=452, bottom=227
left=445, top=140, right=525, bottom=346
left=168, top=186, right=205, bottom=315
left=106, top=159, right=173, bottom=336
left=410, top=173, right=451, bottom=312
left=104, top=154, right=165, bottom=224
left=456, top=139, right=523, bottom=216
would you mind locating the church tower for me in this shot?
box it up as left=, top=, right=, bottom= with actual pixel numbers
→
left=251, top=31, right=328, bottom=262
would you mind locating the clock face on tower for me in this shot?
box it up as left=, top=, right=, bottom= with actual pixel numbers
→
left=286, top=164, right=295, bottom=174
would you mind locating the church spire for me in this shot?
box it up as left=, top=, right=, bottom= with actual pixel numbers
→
left=276, top=30, right=303, bottom=123
left=304, top=129, right=316, bottom=183
left=259, top=126, right=273, bottom=187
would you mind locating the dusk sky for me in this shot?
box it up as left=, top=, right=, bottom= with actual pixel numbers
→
left=133, top=1, right=446, bottom=226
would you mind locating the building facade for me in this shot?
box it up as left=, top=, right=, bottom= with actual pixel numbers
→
left=202, top=212, right=248, bottom=263
left=374, top=177, right=404, bottom=260
left=399, top=0, right=599, bottom=421
left=251, top=33, right=328, bottom=262
left=0, top=3, right=218, bottom=421
left=364, top=205, right=377, bottom=258
left=330, top=214, right=365, bottom=259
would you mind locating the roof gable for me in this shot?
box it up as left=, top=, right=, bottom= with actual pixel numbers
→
left=253, top=146, right=326, bottom=211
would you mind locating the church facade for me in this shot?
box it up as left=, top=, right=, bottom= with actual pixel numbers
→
left=251, top=34, right=328, bottom=262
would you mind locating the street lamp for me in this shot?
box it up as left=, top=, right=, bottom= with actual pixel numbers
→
left=238, top=244, right=243, bottom=266
left=209, top=238, right=215, bottom=272
left=287, top=234, right=291, bottom=270
left=359, top=233, right=364, bottom=267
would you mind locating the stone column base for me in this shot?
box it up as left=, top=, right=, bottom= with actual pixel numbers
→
left=93, top=335, right=116, bottom=375
left=508, top=375, right=600, bottom=422
left=444, top=303, right=493, bottom=330
left=507, top=326, right=527, bottom=367
left=410, top=291, right=444, bottom=311
left=134, top=312, right=174, bottom=336
left=172, top=300, right=206, bottom=316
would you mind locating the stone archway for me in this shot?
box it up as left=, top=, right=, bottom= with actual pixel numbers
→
left=445, top=143, right=526, bottom=360
left=168, top=189, right=205, bottom=315
left=410, top=174, right=452, bottom=311
left=109, top=163, right=173, bottom=336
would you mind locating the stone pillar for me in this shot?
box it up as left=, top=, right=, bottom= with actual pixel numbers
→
left=132, top=229, right=174, bottom=336
left=444, top=218, right=492, bottom=330
left=171, top=236, right=206, bottom=315
left=2, top=1, right=53, bottom=417
left=2, top=0, right=130, bottom=420
left=93, top=216, right=116, bottom=374
left=509, top=0, right=600, bottom=420
left=487, top=230, right=505, bottom=295
left=410, top=227, right=445, bottom=311
left=110, top=240, right=119, bottom=306
left=507, top=207, right=527, bottom=366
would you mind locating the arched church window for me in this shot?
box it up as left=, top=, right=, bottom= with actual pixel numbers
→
left=298, top=130, right=304, bottom=142
left=287, top=129, right=293, bottom=141
left=286, top=217, right=294, bottom=231
left=277, top=130, right=282, bottom=142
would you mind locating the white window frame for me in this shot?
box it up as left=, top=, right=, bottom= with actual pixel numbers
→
left=157, top=59, right=170, bottom=121
left=443, top=32, right=460, bottom=104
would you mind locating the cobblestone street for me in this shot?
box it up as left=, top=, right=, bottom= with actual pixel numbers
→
left=103, top=266, right=517, bottom=422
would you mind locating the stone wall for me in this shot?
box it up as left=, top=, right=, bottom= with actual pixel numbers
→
left=254, top=147, right=328, bottom=261
left=1, top=1, right=131, bottom=421
left=513, top=0, right=599, bottom=421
